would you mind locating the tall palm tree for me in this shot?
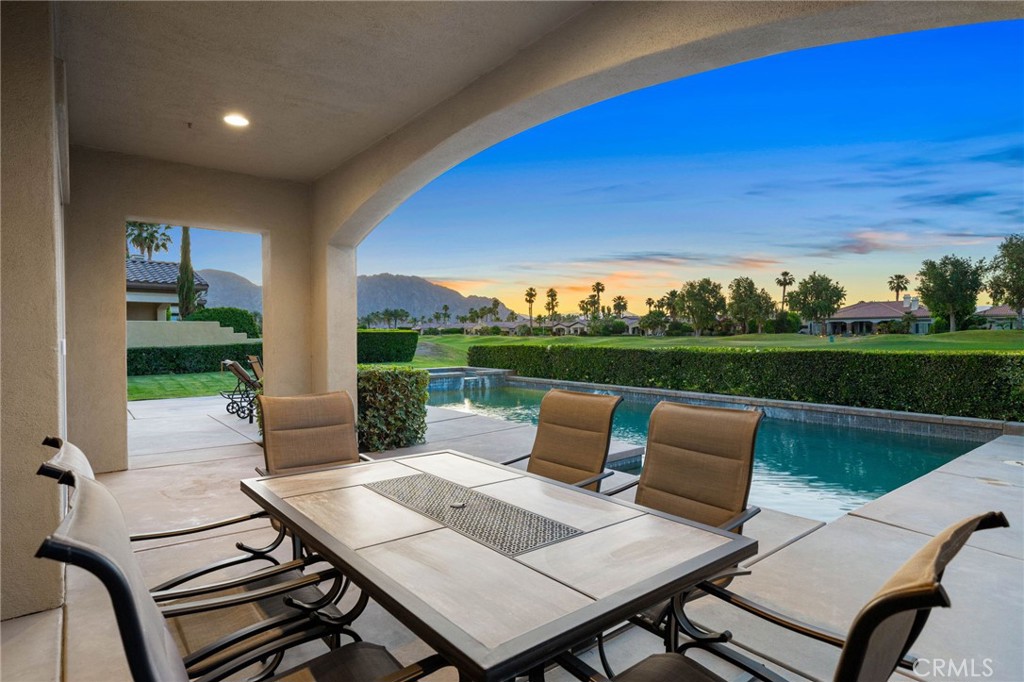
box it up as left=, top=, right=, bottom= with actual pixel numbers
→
left=524, top=287, right=537, bottom=329
left=645, top=297, right=654, bottom=313
left=775, top=271, right=795, bottom=311
left=888, top=274, right=910, bottom=301
left=545, top=288, right=558, bottom=321
left=612, top=295, right=627, bottom=318
left=591, top=281, right=605, bottom=318
left=441, top=304, right=450, bottom=325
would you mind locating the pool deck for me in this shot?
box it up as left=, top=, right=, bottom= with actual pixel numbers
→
left=2, top=396, right=1021, bottom=681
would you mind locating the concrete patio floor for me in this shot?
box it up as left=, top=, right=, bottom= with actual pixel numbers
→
left=2, top=396, right=1021, bottom=681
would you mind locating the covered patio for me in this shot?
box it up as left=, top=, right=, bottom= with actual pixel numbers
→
left=4, top=2, right=1022, bottom=680
left=3, top=396, right=1021, bottom=680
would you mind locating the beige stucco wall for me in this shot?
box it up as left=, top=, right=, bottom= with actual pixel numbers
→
left=311, top=1, right=1021, bottom=397
left=1, top=2, right=66, bottom=619
left=126, top=321, right=253, bottom=348
left=66, top=149, right=313, bottom=473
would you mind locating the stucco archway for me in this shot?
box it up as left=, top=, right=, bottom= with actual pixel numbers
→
left=310, top=1, right=1021, bottom=394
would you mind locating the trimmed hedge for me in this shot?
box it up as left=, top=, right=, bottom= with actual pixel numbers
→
left=467, top=345, right=1024, bottom=421
left=357, top=330, right=419, bottom=363
left=357, top=366, right=429, bottom=452
left=187, top=307, right=261, bottom=338
left=128, top=342, right=264, bottom=376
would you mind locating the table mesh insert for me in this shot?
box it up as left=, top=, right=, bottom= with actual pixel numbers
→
left=366, top=473, right=582, bottom=556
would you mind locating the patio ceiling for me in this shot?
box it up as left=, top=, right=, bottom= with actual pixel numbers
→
left=57, top=1, right=587, bottom=182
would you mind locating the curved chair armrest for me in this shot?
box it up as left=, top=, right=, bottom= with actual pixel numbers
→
left=602, top=477, right=639, bottom=498
left=129, top=510, right=268, bottom=542
left=699, top=582, right=921, bottom=671
left=719, top=505, right=760, bottom=533
left=150, top=558, right=308, bottom=602
left=195, top=624, right=336, bottom=682
left=699, top=580, right=847, bottom=647
left=572, top=470, right=614, bottom=489
left=499, top=453, right=532, bottom=466
left=159, top=567, right=340, bottom=617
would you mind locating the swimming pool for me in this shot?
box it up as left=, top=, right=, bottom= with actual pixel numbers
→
left=427, top=384, right=974, bottom=522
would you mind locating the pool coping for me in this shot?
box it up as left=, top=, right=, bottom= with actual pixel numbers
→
left=426, top=367, right=1022, bottom=443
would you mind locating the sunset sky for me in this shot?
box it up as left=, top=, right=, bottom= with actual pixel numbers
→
left=357, top=19, right=1023, bottom=314
left=180, top=20, right=1022, bottom=316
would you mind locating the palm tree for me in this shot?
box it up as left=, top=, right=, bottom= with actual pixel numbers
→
left=441, top=304, right=450, bottom=325
left=775, top=271, right=795, bottom=311
left=888, top=274, right=910, bottom=301
left=645, top=297, right=655, bottom=313
left=545, top=288, right=558, bottom=321
left=524, top=287, right=537, bottom=329
left=612, top=295, right=627, bottom=317
left=591, top=281, right=605, bottom=318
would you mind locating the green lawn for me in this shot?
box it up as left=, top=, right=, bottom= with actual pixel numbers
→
left=403, top=330, right=1023, bottom=368
left=127, top=330, right=1021, bottom=400
left=128, top=371, right=238, bottom=401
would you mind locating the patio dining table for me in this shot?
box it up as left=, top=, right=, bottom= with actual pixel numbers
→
left=241, top=450, right=757, bottom=681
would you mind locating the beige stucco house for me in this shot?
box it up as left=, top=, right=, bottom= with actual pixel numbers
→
left=3, top=0, right=1018, bottom=625
left=826, top=296, right=933, bottom=335
left=126, top=257, right=209, bottom=321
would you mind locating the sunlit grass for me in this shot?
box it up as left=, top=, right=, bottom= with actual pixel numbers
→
left=128, top=371, right=237, bottom=401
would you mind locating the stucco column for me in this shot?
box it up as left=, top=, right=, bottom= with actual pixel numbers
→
left=310, top=242, right=358, bottom=398
left=1, top=1, right=66, bottom=619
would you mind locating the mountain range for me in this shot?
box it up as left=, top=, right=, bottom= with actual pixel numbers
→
left=197, top=269, right=513, bottom=321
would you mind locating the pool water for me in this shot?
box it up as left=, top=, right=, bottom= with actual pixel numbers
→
left=427, top=385, right=974, bottom=522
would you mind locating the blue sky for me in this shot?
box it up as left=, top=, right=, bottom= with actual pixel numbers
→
left=358, top=19, right=1023, bottom=312
left=181, top=20, right=1022, bottom=314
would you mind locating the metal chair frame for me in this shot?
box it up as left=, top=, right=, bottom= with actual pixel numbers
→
left=220, top=360, right=261, bottom=423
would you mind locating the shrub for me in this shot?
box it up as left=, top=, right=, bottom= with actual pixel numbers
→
left=356, top=366, right=428, bottom=452
left=186, top=307, right=261, bottom=338
left=440, top=327, right=465, bottom=335
left=467, top=345, right=1024, bottom=421
left=357, top=330, right=418, bottom=363
left=421, top=327, right=441, bottom=336
left=127, top=342, right=263, bottom=375
left=666, top=321, right=694, bottom=336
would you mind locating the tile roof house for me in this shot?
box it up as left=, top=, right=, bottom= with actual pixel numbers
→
left=979, top=304, right=1022, bottom=330
left=126, top=256, right=208, bottom=321
left=825, top=295, right=932, bottom=335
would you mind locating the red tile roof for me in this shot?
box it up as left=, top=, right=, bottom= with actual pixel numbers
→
left=981, top=304, right=1018, bottom=318
left=829, top=300, right=930, bottom=320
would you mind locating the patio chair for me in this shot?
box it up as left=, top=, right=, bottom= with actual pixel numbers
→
left=36, top=438, right=365, bottom=678
left=256, top=391, right=373, bottom=477
left=554, top=511, right=1009, bottom=682
left=601, top=402, right=763, bottom=655
left=248, top=355, right=264, bottom=382
left=221, top=359, right=261, bottom=423
left=501, top=388, right=622, bottom=491
left=38, top=436, right=287, bottom=582
left=36, top=471, right=449, bottom=682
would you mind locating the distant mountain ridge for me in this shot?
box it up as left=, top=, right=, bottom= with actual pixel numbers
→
left=198, top=269, right=263, bottom=313
left=198, top=269, right=512, bottom=322
left=358, top=273, right=512, bottom=320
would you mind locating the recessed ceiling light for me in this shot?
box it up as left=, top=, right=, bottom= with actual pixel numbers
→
left=223, top=113, right=249, bottom=127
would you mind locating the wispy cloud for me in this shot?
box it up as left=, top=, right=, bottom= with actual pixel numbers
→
left=899, top=190, right=999, bottom=208
left=968, top=144, right=1023, bottom=166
